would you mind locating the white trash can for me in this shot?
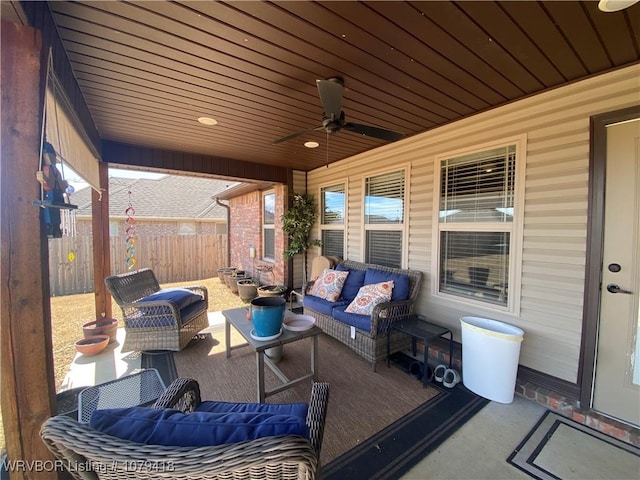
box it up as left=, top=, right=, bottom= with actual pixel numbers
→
left=460, top=316, right=524, bottom=404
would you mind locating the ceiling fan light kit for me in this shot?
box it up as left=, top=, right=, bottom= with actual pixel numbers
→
left=598, top=0, right=640, bottom=11
left=273, top=77, right=404, bottom=145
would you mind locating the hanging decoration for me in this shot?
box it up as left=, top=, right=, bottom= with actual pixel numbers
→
left=125, top=190, right=137, bottom=270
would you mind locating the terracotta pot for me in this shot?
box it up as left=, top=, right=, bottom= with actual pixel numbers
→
left=257, top=285, right=287, bottom=297
left=237, top=279, right=258, bottom=303
left=82, top=318, right=118, bottom=343
left=75, top=335, right=110, bottom=356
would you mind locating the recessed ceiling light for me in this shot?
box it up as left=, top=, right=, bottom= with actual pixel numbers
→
left=598, top=0, right=639, bottom=11
left=304, top=141, right=319, bottom=148
left=197, top=117, right=218, bottom=126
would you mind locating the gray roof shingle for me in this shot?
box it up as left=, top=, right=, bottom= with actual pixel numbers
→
left=72, top=175, right=237, bottom=220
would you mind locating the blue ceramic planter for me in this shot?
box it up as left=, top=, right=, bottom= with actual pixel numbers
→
left=250, top=296, right=286, bottom=337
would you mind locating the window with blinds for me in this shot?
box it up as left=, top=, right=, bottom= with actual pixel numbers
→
left=437, top=143, right=518, bottom=308
left=364, top=170, right=405, bottom=268
left=263, top=192, right=275, bottom=260
left=322, top=230, right=344, bottom=258
left=321, top=183, right=345, bottom=258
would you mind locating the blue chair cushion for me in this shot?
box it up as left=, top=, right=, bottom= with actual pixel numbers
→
left=139, top=288, right=203, bottom=309
left=90, top=406, right=309, bottom=447
left=127, top=299, right=206, bottom=328
left=332, top=305, right=373, bottom=333
left=364, top=268, right=410, bottom=301
left=335, top=264, right=366, bottom=301
left=303, top=294, right=348, bottom=316
left=195, top=401, right=308, bottom=420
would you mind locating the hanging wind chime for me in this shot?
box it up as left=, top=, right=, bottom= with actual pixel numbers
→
left=125, top=191, right=137, bottom=270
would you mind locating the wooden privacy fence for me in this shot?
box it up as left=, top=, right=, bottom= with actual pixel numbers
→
left=48, top=234, right=228, bottom=296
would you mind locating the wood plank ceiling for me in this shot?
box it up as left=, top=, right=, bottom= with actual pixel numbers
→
left=45, top=1, right=640, bottom=172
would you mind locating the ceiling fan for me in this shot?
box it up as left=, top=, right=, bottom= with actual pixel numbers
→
left=273, top=77, right=404, bottom=145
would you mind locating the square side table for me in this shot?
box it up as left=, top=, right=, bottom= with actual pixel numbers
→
left=387, top=315, right=452, bottom=388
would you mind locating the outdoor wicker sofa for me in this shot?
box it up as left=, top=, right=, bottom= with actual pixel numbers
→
left=303, top=259, right=422, bottom=370
left=105, top=268, right=209, bottom=352
left=40, top=378, right=330, bottom=480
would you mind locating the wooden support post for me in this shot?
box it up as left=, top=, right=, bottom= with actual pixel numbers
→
left=0, top=21, right=58, bottom=477
left=92, top=162, right=111, bottom=319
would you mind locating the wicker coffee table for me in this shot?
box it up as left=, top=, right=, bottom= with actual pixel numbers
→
left=223, top=307, right=321, bottom=402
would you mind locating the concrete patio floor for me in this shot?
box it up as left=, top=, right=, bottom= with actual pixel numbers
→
left=401, top=396, right=546, bottom=479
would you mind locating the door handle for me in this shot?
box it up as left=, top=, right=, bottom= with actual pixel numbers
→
left=606, top=283, right=633, bottom=295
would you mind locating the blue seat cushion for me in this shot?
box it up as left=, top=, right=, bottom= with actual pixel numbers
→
left=335, top=264, right=366, bottom=301
left=127, top=299, right=206, bottom=328
left=332, top=305, right=373, bottom=333
left=90, top=406, right=309, bottom=447
left=303, top=294, right=349, bottom=316
left=364, top=268, right=410, bottom=301
left=195, top=401, right=308, bottom=420
left=138, top=288, right=203, bottom=309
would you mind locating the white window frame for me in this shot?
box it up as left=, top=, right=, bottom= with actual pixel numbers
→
left=262, top=190, right=276, bottom=261
left=362, top=166, right=409, bottom=268
left=432, top=135, right=526, bottom=314
left=319, top=181, right=347, bottom=259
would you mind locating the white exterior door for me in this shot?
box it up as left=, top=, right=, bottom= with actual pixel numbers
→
left=592, top=119, right=640, bottom=426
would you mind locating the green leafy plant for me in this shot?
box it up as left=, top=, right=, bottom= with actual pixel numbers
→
left=282, top=193, right=322, bottom=259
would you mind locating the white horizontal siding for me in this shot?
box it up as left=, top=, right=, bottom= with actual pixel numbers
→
left=306, top=65, right=640, bottom=382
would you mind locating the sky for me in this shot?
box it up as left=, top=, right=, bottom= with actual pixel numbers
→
left=62, top=166, right=165, bottom=192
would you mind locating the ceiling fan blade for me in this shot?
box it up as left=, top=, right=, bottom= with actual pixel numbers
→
left=316, top=78, right=344, bottom=120
left=272, top=126, right=323, bottom=144
left=343, top=122, right=404, bottom=142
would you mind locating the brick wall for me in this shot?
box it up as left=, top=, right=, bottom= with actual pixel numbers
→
left=229, top=185, right=289, bottom=286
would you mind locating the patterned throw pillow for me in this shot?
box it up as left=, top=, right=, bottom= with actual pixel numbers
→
left=309, top=269, right=349, bottom=302
left=345, top=281, right=394, bottom=315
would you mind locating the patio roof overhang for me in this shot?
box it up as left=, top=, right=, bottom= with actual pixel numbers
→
left=16, top=1, right=640, bottom=179
left=2, top=0, right=640, bottom=470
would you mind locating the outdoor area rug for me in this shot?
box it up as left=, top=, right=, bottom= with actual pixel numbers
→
left=507, top=410, right=640, bottom=480
left=321, top=382, right=489, bottom=480
left=151, top=323, right=490, bottom=475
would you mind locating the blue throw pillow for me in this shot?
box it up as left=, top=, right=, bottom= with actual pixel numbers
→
left=139, top=288, right=203, bottom=309
left=90, top=406, right=309, bottom=447
left=335, top=264, right=366, bottom=301
left=364, top=268, right=410, bottom=302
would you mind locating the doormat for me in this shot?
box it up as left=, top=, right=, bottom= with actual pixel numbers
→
left=321, top=382, right=489, bottom=480
left=507, top=410, right=640, bottom=480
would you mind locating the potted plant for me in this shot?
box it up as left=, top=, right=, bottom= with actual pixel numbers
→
left=281, top=193, right=322, bottom=285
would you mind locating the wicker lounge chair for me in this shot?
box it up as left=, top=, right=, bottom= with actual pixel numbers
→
left=105, top=268, right=209, bottom=352
left=41, top=378, right=330, bottom=480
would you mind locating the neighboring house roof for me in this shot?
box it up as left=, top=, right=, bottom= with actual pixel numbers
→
left=72, top=175, right=237, bottom=220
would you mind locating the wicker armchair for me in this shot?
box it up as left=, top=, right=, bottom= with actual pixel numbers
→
left=105, top=268, right=209, bottom=352
left=40, top=378, right=330, bottom=480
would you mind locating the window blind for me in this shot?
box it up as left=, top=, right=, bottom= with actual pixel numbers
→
left=263, top=228, right=275, bottom=259
left=440, top=146, right=515, bottom=223
left=365, top=170, right=405, bottom=224
left=321, top=184, right=345, bottom=225
left=366, top=230, right=402, bottom=268
left=45, top=73, right=101, bottom=191
left=321, top=230, right=344, bottom=259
